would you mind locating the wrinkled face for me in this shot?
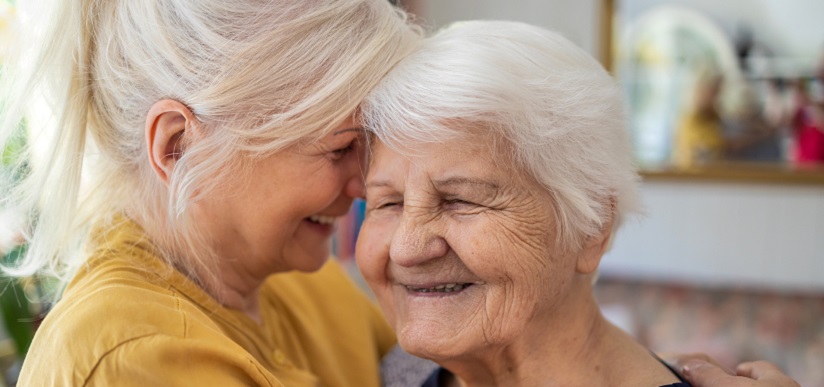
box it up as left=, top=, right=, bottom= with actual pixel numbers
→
left=356, top=137, right=580, bottom=360
left=198, top=116, right=365, bottom=275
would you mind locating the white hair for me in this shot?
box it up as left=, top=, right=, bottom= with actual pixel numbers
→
left=361, top=20, right=642, bottom=252
left=0, top=0, right=421, bottom=289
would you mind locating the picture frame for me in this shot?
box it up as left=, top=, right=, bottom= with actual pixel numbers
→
left=605, top=0, right=824, bottom=185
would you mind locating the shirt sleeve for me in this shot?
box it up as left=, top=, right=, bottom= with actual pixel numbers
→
left=83, top=334, right=295, bottom=387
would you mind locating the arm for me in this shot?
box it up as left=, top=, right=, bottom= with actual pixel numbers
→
left=662, top=353, right=800, bottom=387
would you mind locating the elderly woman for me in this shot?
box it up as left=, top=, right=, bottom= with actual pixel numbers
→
left=358, top=21, right=800, bottom=386
left=0, top=0, right=419, bottom=385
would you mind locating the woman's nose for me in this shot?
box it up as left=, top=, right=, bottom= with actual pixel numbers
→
left=343, top=147, right=366, bottom=198
left=344, top=174, right=365, bottom=199
left=389, top=210, right=449, bottom=267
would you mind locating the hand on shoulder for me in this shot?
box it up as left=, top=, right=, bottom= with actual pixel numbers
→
left=661, top=353, right=801, bottom=387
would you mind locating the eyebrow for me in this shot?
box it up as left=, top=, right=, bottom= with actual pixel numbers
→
left=365, top=180, right=394, bottom=189
left=433, top=177, right=499, bottom=192
left=333, top=127, right=363, bottom=136
left=365, top=177, right=500, bottom=192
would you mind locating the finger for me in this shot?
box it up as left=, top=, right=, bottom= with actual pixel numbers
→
left=679, top=359, right=741, bottom=386
left=736, top=361, right=801, bottom=387
left=736, top=361, right=781, bottom=379
left=659, top=352, right=734, bottom=376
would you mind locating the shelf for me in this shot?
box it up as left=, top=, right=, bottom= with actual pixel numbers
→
left=639, top=162, right=824, bottom=186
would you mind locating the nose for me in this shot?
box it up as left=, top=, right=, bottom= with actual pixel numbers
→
left=389, top=207, right=449, bottom=267
left=344, top=174, right=365, bottom=199
left=343, top=140, right=368, bottom=199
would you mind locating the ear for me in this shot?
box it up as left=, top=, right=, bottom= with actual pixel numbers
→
left=575, top=198, right=616, bottom=275
left=145, top=99, right=199, bottom=185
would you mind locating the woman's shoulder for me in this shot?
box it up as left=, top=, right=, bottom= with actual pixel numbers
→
left=21, top=290, right=284, bottom=386
left=42, top=236, right=219, bottom=343
left=19, top=252, right=257, bottom=385
left=261, top=259, right=394, bottom=336
left=259, top=259, right=397, bottom=372
left=261, top=259, right=373, bottom=313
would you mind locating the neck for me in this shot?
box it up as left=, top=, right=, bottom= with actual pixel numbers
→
left=440, top=277, right=675, bottom=387
left=209, top=277, right=263, bottom=323
left=129, top=211, right=266, bottom=323
left=437, top=277, right=605, bottom=386
left=172, top=249, right=266, bottom=324
left=201, top=258, right=266, bottom=323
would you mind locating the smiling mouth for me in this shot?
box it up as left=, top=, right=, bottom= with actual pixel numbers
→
left=306, top=215, right=336, bottom=225
left=405, top=283, right=473, bottom=293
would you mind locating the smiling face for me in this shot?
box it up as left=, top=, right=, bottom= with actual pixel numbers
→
left=357, top=136, right=587, bottom=361
left=195, top=116, right=365, bottom=278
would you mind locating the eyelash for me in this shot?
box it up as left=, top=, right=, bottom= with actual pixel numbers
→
left=329, top=141, right=355, bottom=161
left=378, top=201, right=402, bottom=209
left=375, top=199, right=473, bottom=211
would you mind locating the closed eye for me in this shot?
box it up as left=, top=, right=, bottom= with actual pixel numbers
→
left=329, top=141, right=356, bottom=161
left=378, top=201, right=402, bottom=209
left=443, top=198, right=482, bottom=213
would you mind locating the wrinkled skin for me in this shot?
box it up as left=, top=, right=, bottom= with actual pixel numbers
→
left=357, top=137, right=594, bottom=372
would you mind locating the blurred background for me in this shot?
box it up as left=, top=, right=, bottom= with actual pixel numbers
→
left=1, top=0, right=822, bottom=386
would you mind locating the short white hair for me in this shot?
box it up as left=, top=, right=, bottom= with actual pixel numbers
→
left=0, top=0, right=421, bottom=286
left=362, top=20, right=642, bottom=252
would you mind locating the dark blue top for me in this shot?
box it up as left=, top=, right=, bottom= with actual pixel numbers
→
left=421, top=358, right=692, bottom=387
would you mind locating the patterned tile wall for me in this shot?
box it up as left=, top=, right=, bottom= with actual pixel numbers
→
left=595, top=277, right=824, bottom=386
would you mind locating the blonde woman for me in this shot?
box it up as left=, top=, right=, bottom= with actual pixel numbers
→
left=0, top=0, right=419, bottom=385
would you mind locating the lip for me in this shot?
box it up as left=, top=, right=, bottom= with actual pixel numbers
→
left=302, top=217, right=336, bottom=237
left=399, top=282, right=477, bottom=297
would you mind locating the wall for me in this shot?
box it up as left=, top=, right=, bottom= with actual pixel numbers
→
left=602, top=180, right=824, bottom=292
left=409, top=0, right=603, bottom=58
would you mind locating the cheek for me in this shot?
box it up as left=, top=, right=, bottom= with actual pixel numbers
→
left=452, top=213, right=565, bottom=325
left=355, top=218, right=401, bottom=323
left=355, top=219, right=393, bottom=285
left=455, top=213, right=554, bottom=281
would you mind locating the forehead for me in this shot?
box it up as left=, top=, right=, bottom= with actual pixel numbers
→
left=367, top=135, right=514, bottom=183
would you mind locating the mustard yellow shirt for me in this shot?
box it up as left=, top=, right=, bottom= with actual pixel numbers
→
left=19, top=219, right=395, bottom=386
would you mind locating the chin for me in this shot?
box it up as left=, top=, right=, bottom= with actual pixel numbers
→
left=296, top=253, right=331, bottom=272
left=397, top=321, right=473, bottom=361
left=280, top=246, right=331, bottom=273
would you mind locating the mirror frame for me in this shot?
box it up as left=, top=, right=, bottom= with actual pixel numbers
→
left=601, top=0, right=824, bottom=185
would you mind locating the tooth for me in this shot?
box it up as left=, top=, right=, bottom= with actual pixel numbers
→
left=444, top=283, right=456, bottom=289
left=435, top=285, right=445, bottom=290
left=308, top=215, right=336, bottom=225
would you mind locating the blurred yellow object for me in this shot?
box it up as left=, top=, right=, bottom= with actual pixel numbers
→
left=672, top=110, right=726, bottom=168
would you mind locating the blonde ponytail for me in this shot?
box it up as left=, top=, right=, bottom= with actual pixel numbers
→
left=1, top=0, right=106, bottom=282
left=1, top=0, right=421, bottom=293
